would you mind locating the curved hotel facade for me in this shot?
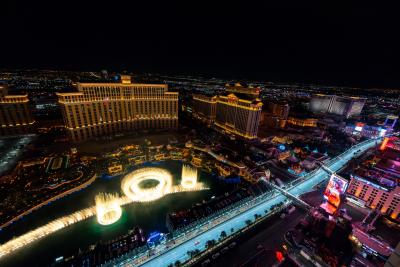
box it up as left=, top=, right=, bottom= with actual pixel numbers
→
left=57, top=76, right=178, bottom=142
left=214, top=93, right=262, bottom=139
left=192, top=83, right=262, bottom=140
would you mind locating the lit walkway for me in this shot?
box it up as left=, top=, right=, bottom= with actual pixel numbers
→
left=263, top=180, right=311, bottom=210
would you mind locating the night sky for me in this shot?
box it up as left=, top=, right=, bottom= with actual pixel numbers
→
left=1, top=1, right=399, bottom=88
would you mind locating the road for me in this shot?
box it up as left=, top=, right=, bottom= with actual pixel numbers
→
left=207, top=209, right=306, bottom=267
left=111, top=138, right=381, bottom=267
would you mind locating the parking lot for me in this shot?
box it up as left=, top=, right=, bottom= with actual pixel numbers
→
left=194, top=208, right=306, bottom=267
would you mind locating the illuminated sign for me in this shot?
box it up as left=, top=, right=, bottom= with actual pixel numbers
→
left=275, top=251, right=284, bottom=262
left=380, top=137, right=389, bottom=150
left=147, top=231, right=165, bottom=247
left=324, top=174, right=348, bottom=207
left=355, top=126, right=363, bottom=132
left=278, top=144, right=286, bottom=151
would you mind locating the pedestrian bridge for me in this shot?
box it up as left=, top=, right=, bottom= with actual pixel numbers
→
left=261, top=179, right=312, bottom=210
left=317, top=162, right=347, bottom=181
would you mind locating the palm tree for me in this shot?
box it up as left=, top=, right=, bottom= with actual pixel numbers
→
left=220, top=230, right=227, bottom=239
left=206, top=240, right=215, bottom=249
left=175, top=260, right=181, bottom=266
left=230, top=227, right=234, bottom=233
left=245, top=219, right=252, bottom=226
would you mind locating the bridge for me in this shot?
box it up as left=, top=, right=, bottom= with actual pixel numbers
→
left=318, top=162, right=335, bottom=174
left=193, top=145, right=244, bottom=169
left=105, top=138, right=381, bottom=267
left=317, top=161, right=347, bottom=181
left=262, top=179, right=312, bottom=210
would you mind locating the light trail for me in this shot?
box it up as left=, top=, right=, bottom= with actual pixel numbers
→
left=0, top=166, right=208, bottom=260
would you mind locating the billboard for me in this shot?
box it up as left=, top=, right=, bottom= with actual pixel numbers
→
left=354, top=126, right=363, bottom=132
left=324, top=174, right=348, bottom=207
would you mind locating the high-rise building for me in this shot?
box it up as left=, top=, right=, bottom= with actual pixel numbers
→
left=0, top=85, right=35, bottom=135
left=262, top=101, right=289, bottom=128
left=347, top=176, right=400, bottom=221
left=310, top=94, right=366, bottom=118
left=192, top=83, right=262, bottom=139
left=57, top=76, right=178, bottom=142
left=346, top=142, right=400, bottom=221
left=192, top=94, right=217, bottom=125
left=215, top=93, right=262, bottom=139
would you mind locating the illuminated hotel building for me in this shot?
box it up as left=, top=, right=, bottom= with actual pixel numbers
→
left=215, top=93, right=262, bottom=139
left=192, top=94, right=217, bottom=125
left=347, top=176, right=400, bottom=221
left=344, top=122, right=389, bottom=139
left=57, top=76, right=178, bottom=142
left=347, top=141, right=400, bottom=221
left=262, top=102, right=289, bottom=129
left=192, top=83, right=262, bottom=139
left=310, top=94, right=366, bottom=118
left=287, top=116, right=318, bottom=127
left=0, top=85, right=35, bottom=135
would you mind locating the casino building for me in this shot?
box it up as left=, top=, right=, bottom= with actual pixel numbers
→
left=57, top=76, right=178, bottom=142
left=192, top=94, right=217, bottom=125
left=192, top=83, right=262, bottom=140
left=0, top=85, right=35, bottom=135
left=286, top=116, right=318, bottom=127
left=310, top=94, right=366, bottom=118
left=346, top=137, right=400, bottom=221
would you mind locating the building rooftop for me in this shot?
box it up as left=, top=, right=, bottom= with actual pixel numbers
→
left=351, top=144, right=400, bottom=190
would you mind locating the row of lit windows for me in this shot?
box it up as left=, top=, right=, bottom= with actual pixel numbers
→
left=63, top=100, right=177, bottom=128
left=69, top=118, right=178, bottom=142
left=0, top=104, right=33, bottom=126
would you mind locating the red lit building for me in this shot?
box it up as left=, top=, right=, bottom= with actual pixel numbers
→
left=346, top=137, right=400, bottom=221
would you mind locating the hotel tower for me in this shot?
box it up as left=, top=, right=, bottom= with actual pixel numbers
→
left=57, top=75, right=178, bottom=142
left=0, top=85, right=35, bottom=135
left=310, top=94, right=366, bottom=118
left=192, top=83, right=262, bottom=140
